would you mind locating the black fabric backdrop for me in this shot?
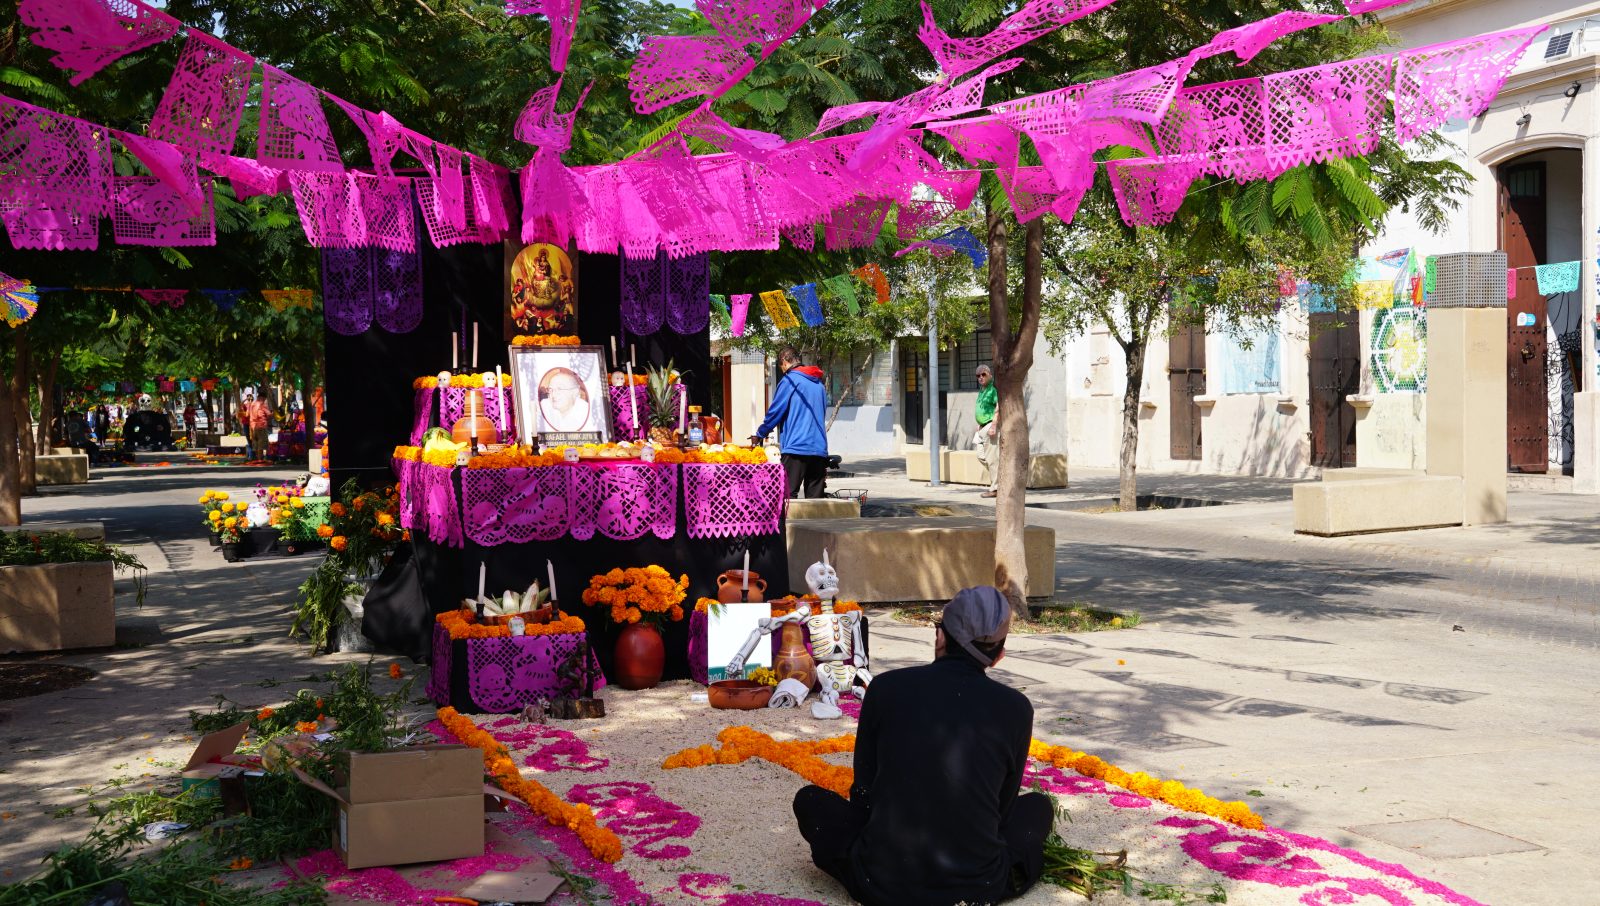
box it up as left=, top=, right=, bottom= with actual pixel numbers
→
left=331, top=237, right=752, bottom=678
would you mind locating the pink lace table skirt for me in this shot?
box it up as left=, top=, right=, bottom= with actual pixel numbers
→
left=397, top=459, right=785, bottom=546
left=428, top=623, right=607, bottom=714
left=410, top=385, right=517, bottom=445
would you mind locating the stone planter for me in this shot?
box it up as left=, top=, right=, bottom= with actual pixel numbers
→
left=0, top=561, right=115, bottom=653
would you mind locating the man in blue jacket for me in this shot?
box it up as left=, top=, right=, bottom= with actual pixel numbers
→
left=750, top=347, right=830, bottom=499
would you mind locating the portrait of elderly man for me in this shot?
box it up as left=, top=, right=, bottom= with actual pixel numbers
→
left=538, top=367, right=591, bottom=433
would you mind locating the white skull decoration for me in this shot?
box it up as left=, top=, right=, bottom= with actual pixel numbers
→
left=805, top=550, right=839, bottom=602
left=137, top=394, right=152, bottom=409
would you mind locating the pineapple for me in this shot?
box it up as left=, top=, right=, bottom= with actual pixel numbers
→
left=645, top=360, right=682, bottom=444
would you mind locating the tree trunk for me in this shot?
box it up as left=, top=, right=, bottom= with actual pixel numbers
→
left=988, top=212, right=1045, bottom=622
left=1118, top=340, right=1147, bottom=512
left=14, top=334, right=35, bottom=496
left=37, top=354, right=58, bottom=450
left=0, top=357, right=17, bottom=525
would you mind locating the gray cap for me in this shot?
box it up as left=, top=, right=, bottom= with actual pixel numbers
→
left=941, top=586, right=1010, bottom=666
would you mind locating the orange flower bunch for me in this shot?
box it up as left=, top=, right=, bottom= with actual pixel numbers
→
left=394, top=445, right=461, bottom=468
left=466, top=447, right=568, bottom=469
left=1027, top=739, right=1264, bottom=830
left=435, top=608, right=587, bottom=640
left=436, top=706, right=623, bottom=862
left=580, top=565, right=689, bottom=625
left=511, top=334, right=581, bottom=347
left=662, top=726, right=857, bottom=797
left=412, top=372, right=515, bottom=390
left=692, top=595, right=862, bottom=617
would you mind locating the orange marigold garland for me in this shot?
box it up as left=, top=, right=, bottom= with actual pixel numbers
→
left=511, top=334, right=581, bottom=346
left=412, top=372, right=515, bottom=390
left=662, top=727, right=1264, bottom=830
left=693, top=595, right=862, bottom=617
left=436, top=706, right=623, bottom=862
left=435, top=608, right=586, bottom=640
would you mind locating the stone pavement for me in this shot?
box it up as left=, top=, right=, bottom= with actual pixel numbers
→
left=2, top=458, right=1596, bottom=905
left=840, top=458, right=1599, bottom=905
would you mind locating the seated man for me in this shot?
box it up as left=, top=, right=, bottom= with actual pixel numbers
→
left=793, top=586, right=1052, bottom=906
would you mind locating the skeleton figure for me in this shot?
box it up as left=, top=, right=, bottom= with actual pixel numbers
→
left=726, top=551, right=871, bottom=718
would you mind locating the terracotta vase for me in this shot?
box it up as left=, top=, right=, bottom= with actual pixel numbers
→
left=774, top=622, right=816, bottom=692
left=613, top=622, right=665, bottom=690
left=715, top=570, right=766, bottom=604
left=452, top=389, right=498, bottom=445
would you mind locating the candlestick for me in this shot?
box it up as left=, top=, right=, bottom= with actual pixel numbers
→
left=472, top=323, right=479, bottom=369
left=627, top=365, right=638, bottom=439
left=477, top=561, right=486, bottom=604
left=495, top=366, right=507, bottom=441
left=630, top=343, right=636, bottom=369
left=610, top=337, right=618, bottom=369
left=547, top=559, right=560, bottom=619
left=452, top=332, right=459, bottom=371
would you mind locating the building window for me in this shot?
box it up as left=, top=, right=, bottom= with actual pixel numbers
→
left=954, top=331, right=994, bottom=390
left=823, top=349, right=891, bottom=406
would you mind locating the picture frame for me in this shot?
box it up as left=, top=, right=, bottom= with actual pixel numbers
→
left=505, top=242, right=578, bottom=339
left=508, top=344, right=613, bottom=446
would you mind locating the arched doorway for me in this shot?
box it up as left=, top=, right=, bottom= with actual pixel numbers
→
left=1497, top=148, right=1583, bottom=475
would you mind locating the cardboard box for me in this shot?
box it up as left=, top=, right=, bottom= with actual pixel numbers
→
left=180, top=723, right=251, bottom=795
left=298, top=745, right=485, bottom=869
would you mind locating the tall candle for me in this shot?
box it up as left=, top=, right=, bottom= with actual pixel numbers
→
left=477, top=561, right=486, bottom=602
left=452, top=332, right=459, bottom=370
left=547, top=559, right=558, bottom=606
left=630, top=343, right=636, bottom=369
left=742, top=551, right=749, bottom=592
left=495, top=366, right=507, bottom=440
left=610, top=337, right=618, bottom=368
left=627, top=365, right=638, bottom=437
left=678, top=385, right=686, bottom=432
left=472, top=323, right=479, bottom=369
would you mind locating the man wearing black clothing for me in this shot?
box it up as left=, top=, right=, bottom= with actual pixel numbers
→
left=792, top=586, right=1052, bottom=906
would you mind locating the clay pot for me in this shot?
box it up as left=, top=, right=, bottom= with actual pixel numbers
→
left=613, top=622, right=665, bottom=690
left=452, top=389, right=498, bottom=445
left=701, top=415, right=723, bottom=446
left=708, top=679, right=775, bottom=710
left=716, top=570, right=766, bottom=604
left=774, top=622, right=816, bottom=691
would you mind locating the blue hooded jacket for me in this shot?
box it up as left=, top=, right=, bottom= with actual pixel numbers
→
left=756, top=365, right=829, bottom=456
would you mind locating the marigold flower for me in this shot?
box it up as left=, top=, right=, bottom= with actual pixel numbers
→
left=199, top=492, right=211, bottom=503
left=228, top=856, right=254, bottom=870
left=221, top=502, right=235, bottom=513
left=291, top=498, right=305, bottom=509
left=216, top=491, right=229, bottom=500
left=329, top=502, right=346, bottom=517
left=295, top=721, right=318, bottom=734
left=209, top=511, right=221, bottom=522
left=330, top=536, right=348, bottom=552
left=224, top=517, right=238, bottom=529
left=353, top=497, right=365, bottom=510
left=389, top=663, right=403, bottom=679
left=256, top=707, right=274, bottom=721
left=377, top=513, right=395, bottom=526
left=316, top=524, right=334, bottom=538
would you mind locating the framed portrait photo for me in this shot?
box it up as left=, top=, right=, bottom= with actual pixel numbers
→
left=506, top=242, right=578, bottom=338
left=508, top=344, right=612, bottom=446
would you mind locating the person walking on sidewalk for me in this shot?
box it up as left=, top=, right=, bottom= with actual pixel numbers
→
left=750, top=347, right=830, bottom=499
left=973, top=364, right=999, bottom=498
left=240, top=390, right=270, bottom=462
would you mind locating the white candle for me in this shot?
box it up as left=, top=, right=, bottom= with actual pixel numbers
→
left=678, top=386, right=686, bottom=432
left=472, top=323, right=479, bottom=369
left=630, top=343, right=635, bottom=369
left=452, top=332, right=459, bottom=370
left=610, top=337, right=617, bottom=368
left=547, top=559, right=558, bottom=603
left=477, top=561, right=486, bottom=602
left=627, top=365, right=638, bottom=437
left=742, top=551, right=749, bottom=592
left=495, top=366, right=507, bottom=440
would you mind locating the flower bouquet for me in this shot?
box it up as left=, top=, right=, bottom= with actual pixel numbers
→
left=581, top=565, right=690, bottom=691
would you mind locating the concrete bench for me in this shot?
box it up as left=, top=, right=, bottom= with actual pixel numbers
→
left=904, top=449, right=1068, bottom=489
left=784, top=497, right=862, bottom=560
left=0, top=561, right=115, bottom=652
left=1320, top=468, right=1424, bottom=482
left=1293, top=476, right=1463, bottom=536
left=0, top=521, right=106, bottom=540
left=789, top=516, right=1056, bottom=603
left=35, top=454, right=89, bottom=485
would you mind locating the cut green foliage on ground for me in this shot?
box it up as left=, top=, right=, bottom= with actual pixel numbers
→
left=893, top=603, right=1139, bottom=634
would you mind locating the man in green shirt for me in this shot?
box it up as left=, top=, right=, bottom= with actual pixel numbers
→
left=973, top=365, right=999, bottom=498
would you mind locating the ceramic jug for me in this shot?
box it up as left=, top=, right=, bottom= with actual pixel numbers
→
left=716, top=569, right=766, bottom=604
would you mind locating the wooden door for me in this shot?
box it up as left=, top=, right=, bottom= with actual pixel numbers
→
left=1168, top=325, right=1205, bottom=460
left=1500, top=161, right=1548, bottom=473
left=900, top=342, right=924, bottom=446
left=1308, top=313, right=1360, bottom=467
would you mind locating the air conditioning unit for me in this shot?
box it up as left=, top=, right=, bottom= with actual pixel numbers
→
left=1545, top=31, right=1576, bottom=60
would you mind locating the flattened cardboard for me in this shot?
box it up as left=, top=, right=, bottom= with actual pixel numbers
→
left=460, top=870, right=565, bottom=903
left=337, top=794, right=483, bottom=869
left=341, top=744, right=482, bottom=804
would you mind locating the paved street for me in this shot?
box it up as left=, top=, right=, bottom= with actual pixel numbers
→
left=2, top=460, right=1596, bottom=904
